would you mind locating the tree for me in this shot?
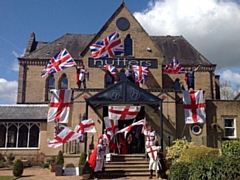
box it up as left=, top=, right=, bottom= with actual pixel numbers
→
left=220, top=80, right=234, bottom=100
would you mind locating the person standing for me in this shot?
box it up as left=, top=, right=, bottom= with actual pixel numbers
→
left=98, top=129, right=109, bottom=172
left=125, top=65, right=135, bottom=83
left=76, top=65, right=88, bottom=89
left=93, top=139, right=105, bottom=180
left=145, top=125, right=157, bottom=149
left=126, top=132, right=133, bottom=154
left=146, top=141, right=161, bottom=179
left=185, top=65, right=200, bottom=90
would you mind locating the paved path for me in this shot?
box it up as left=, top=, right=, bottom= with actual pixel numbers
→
left=0, top=167, right=161, bottom=180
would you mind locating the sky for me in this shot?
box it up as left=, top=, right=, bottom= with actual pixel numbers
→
left=0, top=0, right=240, bottom=104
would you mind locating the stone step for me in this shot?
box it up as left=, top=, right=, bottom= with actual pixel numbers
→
left=98, top=171, right=158, bottom=177
left=106, top=163, right=149, bottom=168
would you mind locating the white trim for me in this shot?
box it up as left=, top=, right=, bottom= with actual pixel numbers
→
left=223, top=117, right=237, bottom=138
left=0, top=104, right=48, bottom=107
left=0, top=148, right=40, bottom=150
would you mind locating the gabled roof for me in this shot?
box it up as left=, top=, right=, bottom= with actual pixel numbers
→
left=0, top=104, right=48, bottom=120
left=21, top=34, right=95, bottom=60
left=234, top=92, right=240, bottom=100
left=151, top=36, right=214, bottom=66
left=86, top=78, right=162, bottom=109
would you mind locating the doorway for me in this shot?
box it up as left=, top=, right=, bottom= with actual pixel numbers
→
left=103, top=106, right=145, bottom=154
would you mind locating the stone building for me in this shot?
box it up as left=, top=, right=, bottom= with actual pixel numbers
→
left=0, top=2, right=239, bottom=160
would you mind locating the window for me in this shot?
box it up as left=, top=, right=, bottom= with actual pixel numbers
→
left=59, top=74, right=68, bottom=89
left=46, top=75, right=55, bottom=101
left=224, top=118, right=236, bottom=138
left=0, top=123, right=40, bottom=149
left=124, top=34, right=133, bottom=56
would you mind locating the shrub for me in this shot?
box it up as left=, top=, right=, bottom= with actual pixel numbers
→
left=79, top=152, right=87, bottom=165
left=7, top=153, right=15, bottom=163
left=0, top=160, right=4, bottom=168
left=55, top=150, right=64, bottom=165
left=0, top=153, right=5, bottom=162
left=188, top=156, right=240, bottom=180
left=166, top=137, right=194, bottom=165
left=168, top=162, right=191, bottom=180
left=12, top=159, right=24, bottom=177
left=179, top=145, right=220, bottom=163
left=221, top=140, right=240, bottom=158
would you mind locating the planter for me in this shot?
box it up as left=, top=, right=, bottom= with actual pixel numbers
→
left=78, top=164, right=84, bottom=176
left=82, top=174, right=91, bottom=180
left=49, top=163, right=55, bottom=172
left=55, top=164, right=63, bottom=176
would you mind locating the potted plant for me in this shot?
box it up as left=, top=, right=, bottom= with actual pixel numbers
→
left=82, top=162, right=93, bottom=180
left=54, top=151, right=64, bottom=176
left=47, top=156, right=56, bottom=172
left=79, top=152, right=87, bottom=176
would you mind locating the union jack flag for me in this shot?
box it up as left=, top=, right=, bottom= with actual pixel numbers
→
left=90, top=32, right=124, bottom=59
left=101, top=65, right=117, bottom=77
left=163, top=57, right=185, bottom=74
left=132, top=65, right=149, bottom=84
left=41, top=48, right=76, bottom=77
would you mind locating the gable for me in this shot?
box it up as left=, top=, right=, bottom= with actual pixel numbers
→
left=86, top=78, right=162, bottom=109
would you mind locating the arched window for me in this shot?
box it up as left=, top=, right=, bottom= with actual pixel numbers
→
left=0, top=124, right=6, bottom=147
left=59, top=74, right=68, bottom=89
left=124, top=34, right=133, bottom=56
left=46, top=75, right=55, bottom=101
left=7, top=124, right=17, bottom=148
left=18, top=124, right=28, bottom=147
left=29, top=124, right=40, bottom=147
left=118, top=69, right=126, bottom=81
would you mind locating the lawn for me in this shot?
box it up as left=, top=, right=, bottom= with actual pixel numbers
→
left=0, top=176, right=14, bottom=180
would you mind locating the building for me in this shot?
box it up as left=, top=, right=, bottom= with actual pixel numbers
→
left=0, top=2, right=240, bottom=160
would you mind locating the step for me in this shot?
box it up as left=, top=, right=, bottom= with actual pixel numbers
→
left=98, top=171, right=158, bottom=177
left=106, top=164, right=149, bottom=168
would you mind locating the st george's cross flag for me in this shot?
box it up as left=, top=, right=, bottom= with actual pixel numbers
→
left=90, top=31, right=124, bottom=59
left=182, top=90, right=206, bottom=124
left=117, top=119, right=145, bottom=138
left=74, top=118, right=96, bottom=134
left=47, top=89, right=72, bottom=123
left=163, top=57, right=185, bottom=74
left=108, top=106, right=141, bottom=120
left=41, top=48, right=76, bottom=77
left=132, top=65, right=149, bottom=84
left=104, top=117, right=118, bottom=140
left=47, top=126, right=81, bottom=148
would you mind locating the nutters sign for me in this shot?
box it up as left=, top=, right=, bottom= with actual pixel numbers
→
left=88, top=58, right=158, bottom=68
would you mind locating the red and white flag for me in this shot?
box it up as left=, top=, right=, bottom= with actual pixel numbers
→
left=108, top=106, right=141, bottom=120
left=47, top=89, right=72, bottom=123
left=47, top=126, right=81, bottom=148
left=104, top=117, right=118, bottom=139
left=74, top=118, right=96, bottom=134
left=117, top=119, right=145, bottom=138
left=141, top=118, right=147, bottom=135
left=183, top=90, right=206, bottom=124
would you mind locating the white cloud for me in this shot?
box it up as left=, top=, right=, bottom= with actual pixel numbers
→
left=0, top=78, right=18, bottom=104
left=221, top=70, right=240, bottom=84
left=133, top=0, right=240, bottom=70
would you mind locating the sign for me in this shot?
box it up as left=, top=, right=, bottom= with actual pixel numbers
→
left=88, top=58, right=158, bottom=68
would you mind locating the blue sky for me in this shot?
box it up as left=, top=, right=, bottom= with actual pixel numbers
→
left=1, top=0, right=240, bottom=104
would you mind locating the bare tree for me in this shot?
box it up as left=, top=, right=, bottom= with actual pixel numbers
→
left=220, top=80, right=234, bottom=100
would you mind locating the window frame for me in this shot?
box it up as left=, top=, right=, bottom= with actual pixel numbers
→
left=0, top=122, right=40, bottom=149
left=223, top=117, right=237, bottom=138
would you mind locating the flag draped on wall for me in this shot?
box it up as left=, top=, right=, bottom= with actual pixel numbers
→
left=182, top=90, right=206, bottom=124
left=117, top=119, right=145, bottom=138
left=132, top=65, right=149, bottom=84
left=104, top=117, right=118, bottom=139
left=108, top=106, right=141, bottom=120
left=47, top=89, right=72, bottom=123
left=90, top=31, right=124, bottom=59
left=41, top=48, right=76, bottom=77
left=47, top=126, right=81, bottom=148
left=163, top=57, right=185, bottom=74
left=74, top=118, right=96, bottom=134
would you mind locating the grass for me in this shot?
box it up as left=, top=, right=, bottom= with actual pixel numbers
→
left=0, top=176, right=15, bottom=180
